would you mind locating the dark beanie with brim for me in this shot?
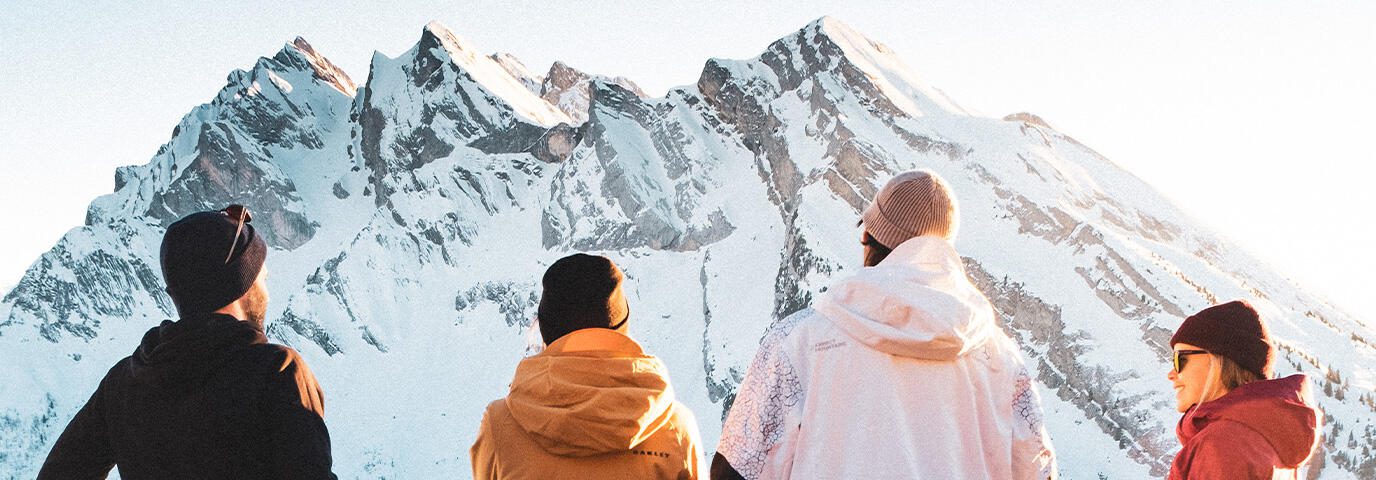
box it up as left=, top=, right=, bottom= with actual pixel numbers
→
left=537, top=253, right=630, bottom=345
left=160, top=210, right=267, bottom=316
left=1170, top=300, right=1274, bottom=379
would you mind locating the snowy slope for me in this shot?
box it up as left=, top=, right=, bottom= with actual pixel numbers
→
left=3, top=17, right=1375, bottom=479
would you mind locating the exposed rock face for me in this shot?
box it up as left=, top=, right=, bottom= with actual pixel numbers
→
left=286, top=37, right=358, bottom=96
left=541, top=81, right=736, bottom=252
left=1, top=221, right=172, bottom=342
left=540, top=61, right=647, bottom=124
left=967, top=259, right=1177, bottom=475
left=350, top=22, right=571, bottom=209
left=4, top=16, right=1374, bottom=480
left=81, top=37, right=353, bottom=251
left=145, top=123, right=317, bottom=249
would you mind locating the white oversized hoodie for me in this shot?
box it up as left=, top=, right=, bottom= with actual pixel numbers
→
left=717, top=236, right=1057, bottom=480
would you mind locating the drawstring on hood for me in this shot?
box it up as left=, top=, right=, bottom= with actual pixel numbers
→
left=816, top=236, right=997, bottom=361
left=504, top=329, right=677, bottom=457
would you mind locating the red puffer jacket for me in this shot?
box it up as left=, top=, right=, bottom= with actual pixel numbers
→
left=1169, top=374, right=1319, bottom=479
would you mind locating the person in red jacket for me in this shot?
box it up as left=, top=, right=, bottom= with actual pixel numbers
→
left=1167, top=300, right=1320, bottom=479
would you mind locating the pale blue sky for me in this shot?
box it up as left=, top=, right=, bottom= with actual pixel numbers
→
left=2, top=1, right=1374, bottom=321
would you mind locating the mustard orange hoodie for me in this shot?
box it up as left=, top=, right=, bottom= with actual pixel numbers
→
left=471, top=329, right=704, bottom=479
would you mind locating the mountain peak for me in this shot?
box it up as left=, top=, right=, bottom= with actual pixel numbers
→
left=808, top=16, right=857, bottom=38
left=423, top=20, right=452, bottom=37
left=763, top=16, right=966, bottom=117
left=538, top=60, right=646, bottom=123
left=273, top=36, right=357, bottom=96
left=290, top=36, right=317, bottom=56
left=410, top=25, right=570, bottom=127
left=420, top=20, right=479, bottom=57
left=543, top=61, right=586, bottom=95
left=802, top=16, right=892, bottom=56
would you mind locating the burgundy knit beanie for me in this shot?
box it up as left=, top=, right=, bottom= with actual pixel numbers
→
left=537, top=254, right=630, bottom=344
left=160, top=207, right=267, bottom=316
left=861, top=169, right=958, bottom=248
left=1170, top=300, right=1273, bottom=379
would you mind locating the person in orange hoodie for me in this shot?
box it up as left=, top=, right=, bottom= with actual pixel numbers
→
left=471, top=253, right=706, bottom=479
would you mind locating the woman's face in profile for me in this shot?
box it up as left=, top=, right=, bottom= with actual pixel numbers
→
left=1168, top=342, right=1218, bottom=412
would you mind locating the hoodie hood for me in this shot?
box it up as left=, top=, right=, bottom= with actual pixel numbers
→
left=505, top=329, right=677, bottom=457
left=1178, top=374, right=1320, bottom=468
left=815, top=236, right=997, bottom=360
left=130, top=314, right=267, bottom=391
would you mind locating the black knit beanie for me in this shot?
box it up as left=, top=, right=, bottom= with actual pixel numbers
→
left=1170, top=300, right=1274, bottom=379
left=160, top=208, right=267, bottom=316
left=537, top=254, right=630, bottom=345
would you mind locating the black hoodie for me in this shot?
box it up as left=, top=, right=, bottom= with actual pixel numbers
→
left=38, top=314, right=336, bottom=479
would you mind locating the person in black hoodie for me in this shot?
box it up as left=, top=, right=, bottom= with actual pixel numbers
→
left=38, top=205, right=336, bottom=479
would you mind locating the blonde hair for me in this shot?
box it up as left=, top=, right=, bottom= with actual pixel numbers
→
left=1194, top=354, right=1262, bottom=410
left=1218, top=354, right=1265, bottom=390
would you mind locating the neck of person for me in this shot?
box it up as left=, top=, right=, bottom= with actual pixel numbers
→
left=212, top=301, right=261, bottom=330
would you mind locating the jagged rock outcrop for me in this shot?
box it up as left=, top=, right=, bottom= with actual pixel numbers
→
left=540, top=60, right=646, bottom=124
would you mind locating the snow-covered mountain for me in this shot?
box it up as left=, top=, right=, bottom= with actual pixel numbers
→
left=3, top=17, right=1374, bottom=479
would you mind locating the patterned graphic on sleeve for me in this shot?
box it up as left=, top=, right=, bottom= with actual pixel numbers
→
left=715, top=310, right=810, bottom=480
left=1011, top=365, right=1058, bottom=480
left=1013, top=368, right=1044, bottom=433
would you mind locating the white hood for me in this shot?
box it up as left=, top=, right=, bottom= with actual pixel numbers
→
left=815, top=236, right=997, bottom=360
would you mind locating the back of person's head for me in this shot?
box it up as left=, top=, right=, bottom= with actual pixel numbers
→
left=537, top=253, right=630, bottom=345
left=160, top=205, right=267, bottom=316
left=1170, top=300, right=1274, bottom=385
left=861, top=169, right=958, bottom=250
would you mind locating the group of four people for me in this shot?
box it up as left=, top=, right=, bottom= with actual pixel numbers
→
left=38, top=170, right=1320, bottom=479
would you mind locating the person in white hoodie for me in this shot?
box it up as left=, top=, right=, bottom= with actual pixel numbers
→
left=713, top=169, right=1057, bottom=480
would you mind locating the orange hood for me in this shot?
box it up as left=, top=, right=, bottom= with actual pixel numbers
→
left=505, top=329, right=677, bottom=457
